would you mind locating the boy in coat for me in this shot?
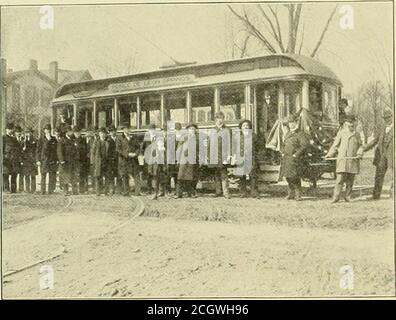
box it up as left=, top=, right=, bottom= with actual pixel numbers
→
left=325, top=114, right=363, bottom=203
left=74, top=127, right=90, bottom=194
left=280, top=114, right=310, bottom=201
left=3, top=123, right=18, bottom=193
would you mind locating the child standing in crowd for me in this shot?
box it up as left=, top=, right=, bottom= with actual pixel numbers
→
left=325, top=114, right=363, bottom=203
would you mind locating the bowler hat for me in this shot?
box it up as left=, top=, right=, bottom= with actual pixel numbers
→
left=214, top=111, right=225, bottom=119
left=6, top=123, right=14, bottom=130
left=186, top=123, right=198, bottom=130
left=108, top=125, right=117, bottom=132
left=98, top=127, right=107, bottom=133
left=238, top=119, right=252, bottom=129
left=43, top=124, right=52, bottom=131
left=72, top=126, right=81, bottom=132
left=14, top=125, right=22, bottom=132
left=25, top=127, right=34, bottom=133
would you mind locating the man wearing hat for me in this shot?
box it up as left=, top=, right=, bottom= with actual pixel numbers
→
left=57, top=125, right=79, bottom=195
left=176, top=123, right=200, bottom=198
left=13, top=125, right=25, bottom=192
left=208, top=111, right=231, bottom=198
left=117, top=126, right=142, bottom=196
left=74, top=126, right=90, bottom=194
left=36, top=124, right=58, bottom=194
left=91, top=127, right=111, bottom=196
left=325, top=114, right=363, bottom=203
left=3, top=123, right=18, bottom=193
left=107, top=126, right=120, bottom=195
left=22, top=127, right=38, bottom=193
left=361, top=108, right=394, bottom=199
left=280, top=113, right=310, bottom=201
left=167, top=122, right=182, bottom=196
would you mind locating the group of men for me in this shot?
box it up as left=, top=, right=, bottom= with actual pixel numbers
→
left=3, top=107, right=394, bottom=202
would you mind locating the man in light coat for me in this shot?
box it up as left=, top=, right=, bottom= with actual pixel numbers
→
left=325, top=114, right=363, bottom=203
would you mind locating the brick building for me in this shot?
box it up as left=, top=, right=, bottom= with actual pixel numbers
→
left=1, top=59, right=92, bottom=134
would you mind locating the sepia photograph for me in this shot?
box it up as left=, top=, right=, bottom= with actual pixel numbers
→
left=0, top=0, right=394, bottom=300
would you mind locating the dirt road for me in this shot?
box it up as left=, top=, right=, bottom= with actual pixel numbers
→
left=2, top=193, right=394, bottom=298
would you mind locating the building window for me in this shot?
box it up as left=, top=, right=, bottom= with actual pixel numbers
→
left=24, top=85, right=39, bottom=112
left=282, top=81, right=302, bottom=117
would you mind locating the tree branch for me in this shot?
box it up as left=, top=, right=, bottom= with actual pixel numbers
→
left=257, top=4, right=285, bottom=52
left=310, top=5, right=337, bottom=57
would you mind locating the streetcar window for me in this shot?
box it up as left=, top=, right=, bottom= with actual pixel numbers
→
left=191, top=89, right=215, bottom=124
left=118, top=97, right=137, bottom=129
left=97, top=100, right=113, bottom=128
left=309, top=81, right=323, bottom=116
left=164, top=91, right=187, bottom=124
left=219, top=85, right=245, bottom=122
left=77, top=102, right=94, bottom=129
left=282, top=81, right=302, bottom=117
left=322, top=83, right=338, bottom=123
left=140, top=94, right=161, bottom=128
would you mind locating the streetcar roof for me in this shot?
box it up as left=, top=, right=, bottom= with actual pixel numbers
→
left=53, top=53, right=341, bottom=104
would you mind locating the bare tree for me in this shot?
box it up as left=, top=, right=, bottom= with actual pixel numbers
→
left=354, top=79, right=390, bottom=143
left=90, top=49, right=141, bottom=78
left=228, top=4, right=337, bottom=57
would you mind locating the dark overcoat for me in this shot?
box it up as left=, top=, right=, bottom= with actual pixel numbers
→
left=116, top=134, right=141, bottom=176
left=280, top=129, right=310, bottom=178
left=36, top=135, right=58, bottom=173
left=177, top=134, right=200, bottom=181
left=3, top=134, right=20, bottom=175
left=107, top=136, right=118, bottom=178
left=91, top=138, right=110, bottom=177
left=57, top=136, right=79, bottom=181
left=75, top=136, right=90, bottom=176
left=22, top=138, right=38, bottom=176
left=363, top=125, right=394, bottom=170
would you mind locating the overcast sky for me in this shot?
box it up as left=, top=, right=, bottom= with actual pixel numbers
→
left=1, top=2, right=393, bottom=95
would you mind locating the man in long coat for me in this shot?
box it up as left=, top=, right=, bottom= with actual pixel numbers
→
left=116, top=127, right=142, bottom=196
left=107, top=126, right=120, bottom=195
left=91, top=127, right=111, bottom=196
left=176, top=123, right=200, bottom=198
left=74, top=127, right=90, bottom=194
left=36, top=124, right=58, bottom=194
left=22, top=127, right=38, bottom=193
left=3, top=123, right=18, bottom=193
left=57, top=126, right=79, bottom=195
left=325, top=114, right=363, bottom=203
left=14, top=126, right=24, bottom=192
left=280, top=114, right=310, bottom=201
left=208, top=111, right=231, bottom=199
left=361, top=108, right=394, bottom=199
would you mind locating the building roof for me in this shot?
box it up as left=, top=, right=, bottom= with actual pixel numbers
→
left=41, top=69, right=92, bottom=85
left=54, top=54, right=341, bottom=103
left=5, top=68, right=92, bottom=87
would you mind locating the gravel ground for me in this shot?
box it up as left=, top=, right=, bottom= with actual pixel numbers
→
left=2, top=187, right=394, bottom=298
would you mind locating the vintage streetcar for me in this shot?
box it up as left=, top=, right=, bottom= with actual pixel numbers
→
left=51, top=53, right=341, bottom=187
